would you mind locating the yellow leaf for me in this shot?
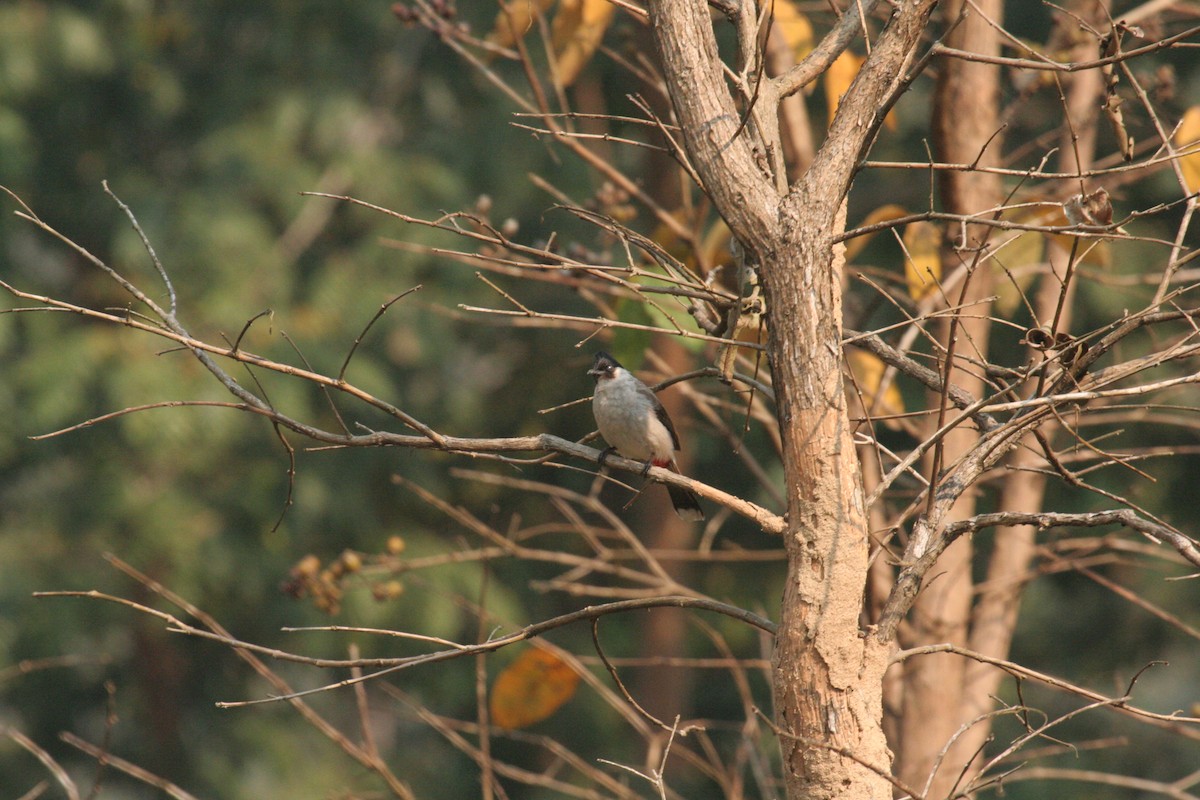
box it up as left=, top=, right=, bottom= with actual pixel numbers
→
left=824, top=51, right=861, bottom=125
left=844, top=204, right=908, bottom=261
left=824, top=51, right=896, bottom=130
left=650, top=211, right=693, bottom=265
left=991, top=204, right=1056, bottom=315
left=1174, top=106, right=1200, bottom=194
left=990, top=201, right=1113, bottom=313
left=771, top=0, right=813, bottom=59
left=700, top=217, right=735, bottom=271
left=486, top=0, right=556, bottom=50
left=551, top=0, right=615, bottom=87
left=649, top=213, right=735, bottom=273
left=846, top=350, right=904, bottom=423
left=490, top=646, right=580, bottom=730
left=901, top=221, right=942, bottom=301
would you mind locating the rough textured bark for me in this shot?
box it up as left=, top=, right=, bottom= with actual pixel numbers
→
left=647, top=0, right=779, bottom=250
left=647, top=1, right=936, bottom=796
left=769, top=195, right=892, bottom=799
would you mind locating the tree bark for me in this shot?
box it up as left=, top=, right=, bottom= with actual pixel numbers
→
left=769, top=182, right=890, bottom=797
left=647, top=0, right=936, bottom=796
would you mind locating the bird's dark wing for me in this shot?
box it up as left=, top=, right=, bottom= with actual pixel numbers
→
left=638, top=381, right=682, bottom=451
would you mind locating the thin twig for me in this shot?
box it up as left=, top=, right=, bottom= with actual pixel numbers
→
left=3, top=728, right=80, bottom=800
left=61, top=733, right=201, bottom=800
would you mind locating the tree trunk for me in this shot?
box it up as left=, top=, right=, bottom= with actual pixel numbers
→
left=646, top=0, right=937, bottom=796
left=946, top=0, right=1109, bottom=783
left=769, top=197, right=893, bottom=799
left=894, top=0, right=1005, bottom=793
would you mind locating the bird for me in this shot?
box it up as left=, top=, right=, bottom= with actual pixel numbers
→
left=587, top=351, right=704, bottom=521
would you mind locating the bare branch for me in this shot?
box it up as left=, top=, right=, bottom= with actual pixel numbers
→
left=893, top=643, right=1200, bottom=732
left=61, top=733, right=202, bottom=800
left=931, top=24, right=1200, bottom=73
left=2, top=728, right=79, bottom=800
left=773, top=0, right=882, bottom=99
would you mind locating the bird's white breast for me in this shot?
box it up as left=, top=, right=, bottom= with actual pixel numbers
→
left=593, top=373, right=675, bottom=464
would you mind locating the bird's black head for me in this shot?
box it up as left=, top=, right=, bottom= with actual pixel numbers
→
left=588, top=351, right=621, bottom=382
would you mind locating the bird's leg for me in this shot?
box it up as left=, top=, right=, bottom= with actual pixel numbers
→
left=640, top=459, right=653, bottom=477
left=597, top=446, right=617, bottom=468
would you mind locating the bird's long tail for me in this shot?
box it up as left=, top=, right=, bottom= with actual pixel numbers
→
left=667, top=484, right=705, bottom=521
left=661, top=460, right=704, bottom=521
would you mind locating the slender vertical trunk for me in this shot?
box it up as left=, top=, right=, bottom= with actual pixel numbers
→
left=895, top=0, right=1005, bottom=792
left=948, top=0, right=1108, bottom=782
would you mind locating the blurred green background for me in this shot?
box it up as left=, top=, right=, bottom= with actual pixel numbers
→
left=0, top=1, right=601, bottom=795
left=0, top=2, right=785, bottom=796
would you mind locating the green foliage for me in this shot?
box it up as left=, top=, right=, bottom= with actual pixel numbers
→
left=0, top=2, right=598, bottom=795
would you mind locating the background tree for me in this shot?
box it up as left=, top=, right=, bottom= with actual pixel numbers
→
left=2, top=1, right=1200, bottom=799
